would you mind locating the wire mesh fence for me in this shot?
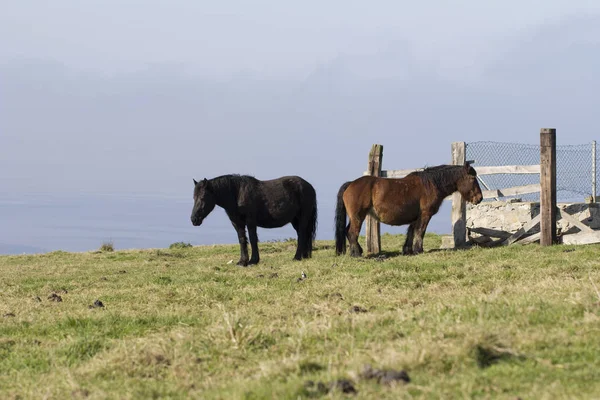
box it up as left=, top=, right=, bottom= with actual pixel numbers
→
left=466, top=141, right=596, bottom=202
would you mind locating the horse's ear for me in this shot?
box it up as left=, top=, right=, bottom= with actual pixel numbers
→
left=203, top=178, right=208, bottom=184
left=193, top=179, right=198, bottom=186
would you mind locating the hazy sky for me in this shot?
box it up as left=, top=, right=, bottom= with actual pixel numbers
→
left=2, top=1, right=600, bottom=252
left=3, top=1, right=600, bottom=78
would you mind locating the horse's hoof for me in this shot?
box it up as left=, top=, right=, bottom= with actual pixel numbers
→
left=248, top=259, right=260, bottom=265
left=236, top=260, right=249, bottom=267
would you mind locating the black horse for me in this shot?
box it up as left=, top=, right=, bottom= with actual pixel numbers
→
left=191, top=175, right=318, bottom=266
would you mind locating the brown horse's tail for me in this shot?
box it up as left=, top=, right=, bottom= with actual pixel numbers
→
left=335, top=181, right=352, bottom=255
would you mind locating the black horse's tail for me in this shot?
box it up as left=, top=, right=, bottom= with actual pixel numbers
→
left=335, top=181, right=352, bottom=255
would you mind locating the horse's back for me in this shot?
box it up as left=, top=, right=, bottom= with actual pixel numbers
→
left=261, top=175, right=314, bottom=188
left=344, top=175, right=424, bottom=225
left=259, top=176, right=316, bottom=199
left=348, top=175, right=423, bottom=196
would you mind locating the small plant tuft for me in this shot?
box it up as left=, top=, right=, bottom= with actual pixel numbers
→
left=299, top=361, right=325, bottom=374
left=100, top=241, right=114, bottom=252
left=155, top=276, right=173, bottom=285
left=470, top=334, right=523, bottom=368
left=169, top=242, right=193, bottom=249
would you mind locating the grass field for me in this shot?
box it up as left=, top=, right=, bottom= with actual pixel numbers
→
left=2, top=233, right=600, bottom=399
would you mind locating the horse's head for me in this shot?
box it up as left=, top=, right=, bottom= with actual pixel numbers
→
left=191, top=178, right=216, bottom=226
left=457, top=163, right=483, bottom=204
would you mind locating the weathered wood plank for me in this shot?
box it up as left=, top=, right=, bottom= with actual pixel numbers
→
left=478, top=237, right=507, bottom=248
left=561, top=231, right=600, bottom=245
left=381, top=169, right=420, bottom=178
left=451, top=142, right=467, bottom=248
left=515, top=232, right=541, bottom=245
left=540, top=128, right=557, bottom=246
left=476, top=176, right=499, bottom=201
left=557, top=209, right=595, bottom=233
left=373, top=164, right=542, bottom=179
left=482, top=189, right=501, bottom=199
left=475, top=165, right=541, bottom=175
left=481, top=183, right=541, bottom=199
left=362, top=169, right=421, bottom=178
left=468, top=227, right=512, bottom=239
left=365, top=144, right=383, bottom=254
left=469, top=235, right=493, bottom=245
left=504, top=214, right=542, bottom=245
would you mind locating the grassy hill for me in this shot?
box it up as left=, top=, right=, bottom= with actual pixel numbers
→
left=1, top=234, right=600, bottom=399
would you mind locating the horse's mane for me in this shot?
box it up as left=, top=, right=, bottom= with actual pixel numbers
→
left=408, top=165, right=473, bottom=193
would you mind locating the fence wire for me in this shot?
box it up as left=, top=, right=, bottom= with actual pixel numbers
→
left=466, top=141, right=596, bottom=202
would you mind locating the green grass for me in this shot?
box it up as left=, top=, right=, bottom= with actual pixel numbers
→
left=1, top=233, right=600, bottom=399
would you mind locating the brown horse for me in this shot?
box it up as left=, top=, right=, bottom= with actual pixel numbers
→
left=335, top=163, right=483, bottom=257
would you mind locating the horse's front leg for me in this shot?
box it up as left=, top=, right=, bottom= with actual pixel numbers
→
left=412, top=214, right=433, bottom=255
left=403, top=222, right=416, bottom=255
left=231, top=220, right=250, bottom=266
left=247, top=224, right=260, bottom=265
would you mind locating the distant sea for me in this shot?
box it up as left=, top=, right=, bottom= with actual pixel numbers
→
left=0, top=192, right=452, bottom=255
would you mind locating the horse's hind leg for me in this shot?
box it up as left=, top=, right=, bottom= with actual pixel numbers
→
left=412, top=213, right=433, bottom=254
left=403, top=222, right=416, bottom=255
left=301, top=210, right=317, bottom=259
left=355, top=224, right=364, bottom=255
left=247, top=224, right=260, bottom=265
left=293, top=213, right=313, bottom=261
left=345, top=223, right=363, bottom=256
left=292, top=217, right=303, bottom=261
left=347, top=215, right=365, bottom=257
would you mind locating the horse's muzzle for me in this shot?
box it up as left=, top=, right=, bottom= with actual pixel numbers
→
left=191, top=217, right=203, bottom=226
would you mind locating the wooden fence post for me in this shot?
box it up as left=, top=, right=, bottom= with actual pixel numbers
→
left=365, top=144, right=383, bottom=254
left=540, top=128, right=557, bottom=246
left=451, top=142, right=467, bottom=248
